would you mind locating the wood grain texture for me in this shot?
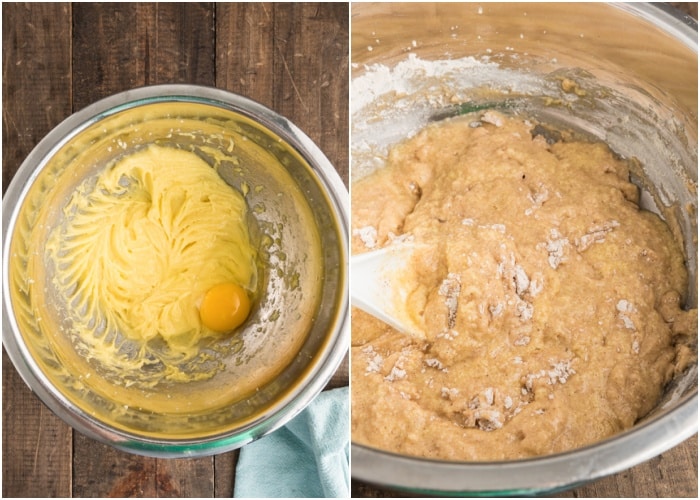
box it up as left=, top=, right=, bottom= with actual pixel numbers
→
left=216, top=2, right=349, bottom=184
left=2, top=3, right=73, bottom=497
left=2, top=352, right=73, bottom=497
left=2, top=2, right=348, bottom=497
left=213, top=450, right=238, bottom=498
left=71, top=2, right=216, bottom=107
left=268, top=2, right=349, bottom=184
left=216, top=3, right=276, bottom=108
left=1, top=2, right=73, bottom=192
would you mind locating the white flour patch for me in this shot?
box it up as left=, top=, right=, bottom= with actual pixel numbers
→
left=616, top=299, right=637, bottom=330
left=351, top=53, right=556, bottom=180
left=353, top=225, right=378, bottom=249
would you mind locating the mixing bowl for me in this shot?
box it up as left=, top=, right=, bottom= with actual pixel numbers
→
left=351, top=2, right=697, bottom=495
left=2, top=84, right=349, bottom=457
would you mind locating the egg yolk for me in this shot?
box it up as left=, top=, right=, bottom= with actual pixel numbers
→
left=199, top=282, right=252, bottom=333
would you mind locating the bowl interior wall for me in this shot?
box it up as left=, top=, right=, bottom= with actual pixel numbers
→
left=7, top=100, right=346, bottom=439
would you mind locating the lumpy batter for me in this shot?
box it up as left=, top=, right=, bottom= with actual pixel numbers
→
left=351, top=112, right=697, bottom=460
left=46, top=144, right=258, bottom=383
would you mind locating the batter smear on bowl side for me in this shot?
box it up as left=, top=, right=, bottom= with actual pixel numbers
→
left=350, top=112, right=697, bottom=460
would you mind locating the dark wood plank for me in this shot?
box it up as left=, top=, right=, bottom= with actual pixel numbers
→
left=73, top=435, right=217, bottom=498
left=216, top=2, right=349, bottom=185
left=2, top=352, right=73, bottom=497
left=69, top=3, right=217, bottom=497
left=213, top=450, right=237, bottom=498
left=2, top=2, right=73, bottom=190
left=215, top=3, right=276, bottom=109
left=148, top=2, right=215, bottom=85
left=2, top=3, right=73, bottom=497
left=72, top=434, right=157, bottom=498
left=271, top=2, right=349, bottom=185
left=72, top=2, right=215, bottom=108
left=156, top=456, right=215, bottom=498
left=72, top=2, right=150, bottom=106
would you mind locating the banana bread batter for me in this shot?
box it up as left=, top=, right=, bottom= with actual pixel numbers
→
left=351, top=112, right=697, bottom=460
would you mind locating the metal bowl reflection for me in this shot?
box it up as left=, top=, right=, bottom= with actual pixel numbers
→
left=351, top=3, right=697, bottom=494
left=3, top=84, right=349, bottom=457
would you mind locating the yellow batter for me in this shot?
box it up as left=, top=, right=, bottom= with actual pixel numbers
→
left=351, top=112, right=697, bottom=460
left=46, top=144, right=258, bottom=382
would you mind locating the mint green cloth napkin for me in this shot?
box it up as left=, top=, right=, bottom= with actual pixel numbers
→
left=233, top=386, right=349, bottom=498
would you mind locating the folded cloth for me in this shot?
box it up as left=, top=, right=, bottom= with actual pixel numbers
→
left=233, top=386, right=349, bottom=498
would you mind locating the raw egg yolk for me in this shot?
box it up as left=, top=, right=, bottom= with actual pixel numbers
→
left=199, top=282, right=251, bottom=332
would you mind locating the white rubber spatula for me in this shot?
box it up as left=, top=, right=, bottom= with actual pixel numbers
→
left=350, top=243, right=426, bottom=339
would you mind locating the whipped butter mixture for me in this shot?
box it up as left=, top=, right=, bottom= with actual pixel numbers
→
left=351, top=112, right=697, bottom=460
left=46, top=144, right=258, bottom=383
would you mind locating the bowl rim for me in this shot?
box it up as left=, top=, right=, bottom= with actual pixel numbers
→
left=2, top=83, right=349, bottom=457
left=349, top=1, right=698, bottom=494
left=351, top=390, right=697, bottom=495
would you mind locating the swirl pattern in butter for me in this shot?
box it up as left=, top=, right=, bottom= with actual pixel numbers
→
left=46, top=145, right=257, bottom=384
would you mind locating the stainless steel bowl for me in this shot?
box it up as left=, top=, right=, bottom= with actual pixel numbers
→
left=3, top=84, right=349, bottom=457
left=351, top=3, right=697, bottom=494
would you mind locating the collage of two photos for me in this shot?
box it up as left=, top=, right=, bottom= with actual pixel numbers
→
left=2, top=2, right=698, bottom=498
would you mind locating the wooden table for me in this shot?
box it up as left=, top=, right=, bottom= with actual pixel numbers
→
left=2, top=3, right=348, bottom=497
